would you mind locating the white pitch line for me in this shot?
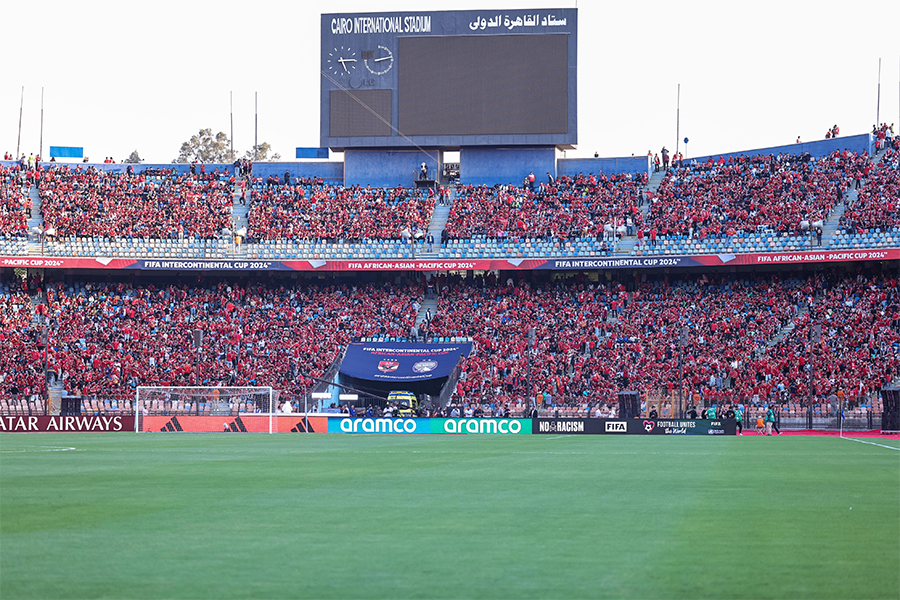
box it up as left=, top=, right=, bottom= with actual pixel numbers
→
left=0, top=446, right=76, bottom=453
left=543, top=435, right=575, bottom=440
left=839, top=436, right=900, bottom=451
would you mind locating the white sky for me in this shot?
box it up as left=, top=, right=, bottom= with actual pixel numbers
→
left=1, top=0, right=898, bottom=164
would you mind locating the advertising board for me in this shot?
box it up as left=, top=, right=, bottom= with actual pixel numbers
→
left=0, top=416, right=135, bottom=432
left=532, top=418, right=736, bottom=435
left=325, top=417, right=531, bottom=434
left=141, top=415, right=329, bottom=433
left=435, top=418, right=530, bottom=434
left=327, top=417, right=431, bottom=434
left=3, top=248, right=896, bottom=273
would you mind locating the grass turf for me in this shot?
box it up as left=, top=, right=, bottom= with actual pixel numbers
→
left=1, top=434, right=898, bottom=599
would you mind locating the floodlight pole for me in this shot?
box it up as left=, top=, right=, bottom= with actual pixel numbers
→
left=675, top=84, right=681, bottom=162
left=876, top=58, right=881, bottom=127
left=39, top=87, right=44, bottom=161
left=230, top=91, right=234, bottom=163
left=16, top=86, right=24, bottom=158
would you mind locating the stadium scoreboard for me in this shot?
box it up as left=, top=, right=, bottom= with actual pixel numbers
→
left=321, top=8, right=577, bottom=150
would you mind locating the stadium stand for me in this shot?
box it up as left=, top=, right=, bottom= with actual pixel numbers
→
left=245, top=180, right=435, bottom=257
left=3, top=267, right=894, bottom=421
left=443, top=173, right=645, bottom=257
left=37, top=167, right=233, bottom=255
left=0, top=165, right=29, bottom=256
left=833, top=142, right=900, bottom=249
left=637, top=150, right=867, bottom=256
left=3, top=142, right=898, bottom=261
left=36, top=280, right=420, bottom=410
left=426, top=272, right=806, bottom=407
left=1, top=130, right=898, bottom=425
left=0, top=279, right=46, bottom=415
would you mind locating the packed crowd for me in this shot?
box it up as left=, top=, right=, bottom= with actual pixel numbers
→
left=0, top=284, right=45, bottom=406
left=34, top=280, right=419, bottom=402
left=768, top=273, right=900, bottom=405
left=445, top=172, right=646, bottom=240
left=0, top=165, right=29, bottom=236
left=2, top=147, right=896, bottom=249
left=246, top=182, right=436, bottom=241
left=425, top=272, right=808, bottom=407
left=645, top=150, right=866, bottom=238
left=872, top=123, right=895, bottom=153
left=1, top=268, right=896, bottom=416
left=37, top=167, right=233, bottom=239
left=840, top=145, right=900, bottom=232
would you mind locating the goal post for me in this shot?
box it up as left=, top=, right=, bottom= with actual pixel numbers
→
left=134, top=386, right=276, bottom=433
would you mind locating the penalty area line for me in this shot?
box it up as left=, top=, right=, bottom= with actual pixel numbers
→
left=839, top=436, right=900, bottom=451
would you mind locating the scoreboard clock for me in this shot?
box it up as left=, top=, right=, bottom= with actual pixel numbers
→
left=363, top=45, right=394, bottom=75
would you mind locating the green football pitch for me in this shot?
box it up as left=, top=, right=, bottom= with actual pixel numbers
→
left=1, top=434, right=898, bottom=599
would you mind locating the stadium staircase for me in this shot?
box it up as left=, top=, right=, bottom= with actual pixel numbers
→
left=644, top=169, right=666, bottom=217
left=231, top=186, right=250, bottom=258
left=613, top=170, right=666, bottom=256
left=417, top=186, right=454, bottom=259
left=27, top=185, right=43, bottom=255
left=47, top=381, right=64, bottom=416
left=28, top=289, right=64, bottom=414
left=820, top=193, right=849, bottom=248
left=766, top=303, right=810, bottom=349
left=415, top=297, right=439, bottom=327
left=823, top=149, right=891, bottom=248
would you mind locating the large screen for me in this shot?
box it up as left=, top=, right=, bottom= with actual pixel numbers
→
left=330, top=90, right=392, bottom=137
left=321, top=9, right=577, bottom=150
left=398, top=35, right=567, bottom=136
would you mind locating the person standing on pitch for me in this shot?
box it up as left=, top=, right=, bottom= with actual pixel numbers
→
left=770, top=405, right=783, bottom=435
left=734, top=404, right=744, bottom=435
left=765, top=404, right=776, bottom=436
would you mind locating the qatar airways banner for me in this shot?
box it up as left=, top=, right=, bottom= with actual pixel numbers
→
left=0, top=415, right=134, bottom=432
left=1, top=248, right=897, bottom=272
left=340, top=342, right=472, bottom=382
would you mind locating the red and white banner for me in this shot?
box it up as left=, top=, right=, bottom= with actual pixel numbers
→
left=1, top=248, right=897, bottom=272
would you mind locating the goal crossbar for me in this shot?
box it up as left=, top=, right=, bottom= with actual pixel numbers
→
left=135, top=386, right=276, bottom=433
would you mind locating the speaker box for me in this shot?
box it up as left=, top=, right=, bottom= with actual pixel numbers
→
left=881, top=387, right=899, bottom=432
left=61, top=397, right=81, bottom=416
left=618, top=391, right=641, bottom=419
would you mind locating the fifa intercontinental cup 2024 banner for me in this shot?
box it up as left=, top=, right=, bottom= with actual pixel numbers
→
left=339, top=342, right=473, bottom=382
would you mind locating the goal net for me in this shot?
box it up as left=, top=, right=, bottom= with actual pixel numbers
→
left=135, top=386, right=276, bottom=433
